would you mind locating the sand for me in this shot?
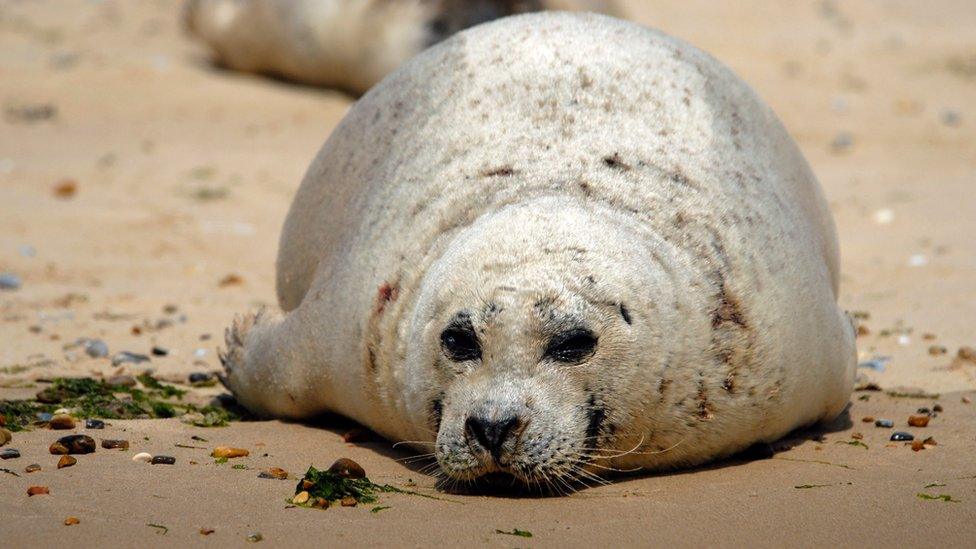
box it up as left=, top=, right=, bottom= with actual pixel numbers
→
left=1, top=0, right=975, bottom=545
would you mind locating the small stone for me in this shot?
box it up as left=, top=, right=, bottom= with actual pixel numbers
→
left=151, top=346, right=169, bottom=357
left=57, top=455, right=77, bottom=469
left=916, top=407, right=931, bottom=415
left=258, top=467, right=288, bottom=480
left=49, top=414, right=76, bottom=430
left=829, top=132, right=854, bottom=153
left=25, top=464, right=41, bottom=473
left=923, top=436, right=937, bottom=446
left=49, top=442, right=68, bottom=455
left=928, top=345, right=947, bottom=356
left=200, top=528, right=215, bottom=536
left=132, top=452, right=152, bottom=463
left=0, top=273, right=22, bottom=291
left=911, top=440, right=925, bottom=451
left=27, top=485, right=49, bottom=496
left=0, top=428, right=11, bottom=446
left=218, top=273, right=244, bottom=288
left=1, top=448, right=20, bottom=460
left=211, top=446, right=249, bottom=459
left=340, top=496, right=357, bottom=507
left=151, top=455, right=176, bottom=465
left=856, top=325, right=870, bottom=337
left=851, top=432, right=863, bottom=440
left=83, top=339, right=109, bottom=358
left=292, top=491, right=310, bottom=505
left=313, top=497, right=330, bottom=509
left=246, top=533, right=262, bottom=543
left=890, top=431, right=914, bottom=441
left=875, top=419, right=894, bottom=428
left=861, top=416, right=874, bottom=423
left=908, top=415, right=930, bottom=427
left=85, top=419, right=105, bottom=429
left=53, top=435, right=95, bottom=454
left=964, top=396, right=972, bottom=404
left=163, top=304, right=179, bottom=314
left=101, top=439, right=129, bottom=450
left=932, top=404, right=943, bottom=412
left=53, top=179, right=77, bottom=198
left=106, top=375, right=137, bottom=388
left=64, top=517, right=80, bottom=526
left=941, top=109, right=962, bottom=127
left=111, top=351, right=150, bottom=366
left=958, top=346, right=976, bottom=362
left=188, top=372, right=212, bottom=384
left=53, top=408, right=70, bottom=416
left=328, top=458, right=366, bottom=479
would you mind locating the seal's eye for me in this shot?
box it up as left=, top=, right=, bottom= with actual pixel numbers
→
left=545, top=328, right=598, bottom=362
left=440, top=327, right=481, bottom=362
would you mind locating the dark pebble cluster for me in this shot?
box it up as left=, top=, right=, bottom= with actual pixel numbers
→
left=151, top=455, right=176, bottom=465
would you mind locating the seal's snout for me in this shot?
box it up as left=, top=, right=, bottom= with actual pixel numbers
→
left=464, top=413, right=523, bottom=462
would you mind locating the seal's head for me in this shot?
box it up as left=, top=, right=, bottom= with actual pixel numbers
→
left=405, top=196, right=684, bottom=489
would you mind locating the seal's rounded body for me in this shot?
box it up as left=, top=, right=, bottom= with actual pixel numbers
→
left=222, top=13, right=856, bottom=484
left=185, top=0, right=621, bottom=93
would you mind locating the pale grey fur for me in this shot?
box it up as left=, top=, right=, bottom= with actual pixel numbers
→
left=184, top=0, right=621, bottom=94
left=221, top=13, right=856, bottom=485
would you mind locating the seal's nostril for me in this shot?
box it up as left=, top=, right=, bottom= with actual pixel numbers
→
left=465, top=414, right=519, bottom=460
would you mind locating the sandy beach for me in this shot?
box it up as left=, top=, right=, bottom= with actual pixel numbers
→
left=2, top=0, right=975, bottom=545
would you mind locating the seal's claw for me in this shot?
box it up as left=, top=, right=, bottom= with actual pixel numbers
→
left=219, top=309, right=264, bottom=394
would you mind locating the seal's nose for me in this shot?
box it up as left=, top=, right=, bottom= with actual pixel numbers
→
left=465, top=414, right=520, bottom=461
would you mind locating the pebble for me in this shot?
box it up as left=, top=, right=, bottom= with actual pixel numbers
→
left=871, top=208, right=894, bottom=225
left=151, top=346, right=169, bottom=357
left=49, top=414, right=76, bottom=430
left=64, top=517, right=80, bottom=526
left=85, top=419, right=105, bottom=429
left=875, top=419, right=894, bottom=428
left=958, top=347, right=976, bottom=362
left=258, top=467, right=288, bottom=480
left=27, top=486, right=49, bottom=496
left=916, top=407, right=931, bottom=415
left=933, top=404, right=943, bottom=412
left=911, top=440, right=925, bottom=451
left=941, top=109, right=962, bottom=127
left=101, top=439, right=129, bottom=450
left=106, top=375, right=137, bottom=388
left=151, top=455, right=176, bottom=465
left=340, top=496, right=358, bottom=507
left=111, top=351, right=150, bottom=366
left=328, top=458, right=366, bottom=479
left=37, top=412, right=53, bottom=422
left=0, top=272, right=22, bottom=290
left=188, top=372, right=212, bottom=384
left=211, top=446, right=249, bottom=459
left=0, top=428, right=11, bottom=446
left=25, top=464, right=41, bottom=473
left=246, top=533, right=263, bottom=543
left=57, top=455, right=77, bottom=469
left=861, top=416, right=874, bottom=423
left=312, top=497, right=330, bottom=509
left=890, top=431, right=914, bottom=441
left=292, top=491, right=310, bottom=505
left=851, top=432, right=864, bottom=440
left=928, top=345, right=947, bottom=356
left=132, top=452, right=152, bottom=463
left=963, top=396, right=972, bottom=404
left=1, top=449, right=21, bottom=460
left=83, top=339, right=109, bottom=358
left=908, top=415, right=930, bottom=427
left=52, top=435, right=96, bottom=454
left=829, top=132, right=854, bottom=153
left=200, top=528, right=215, bottom=536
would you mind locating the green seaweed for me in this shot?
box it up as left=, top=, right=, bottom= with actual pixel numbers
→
left=836, top=440, right=869, bottom=449
left=794, top=484, right=831, bottom=489
left=370, top=506, right=391, bottom=514
left=293, top=466, right=452, bottom=509
left=924, top=482, right=947, bottom=489
left=917, top=493, right=959, bottom=503
left=148, top=523, right=169, bottom=535
left=886, top=390, right=940, bottom=399
left=0, top=376, right=245, bottom=431
left=496, top=528, right=533, bottom=538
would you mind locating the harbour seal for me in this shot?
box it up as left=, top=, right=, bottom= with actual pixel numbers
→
left=184, top=0, right=621, bottom=94
left=221, top=12, right=856, bottom=488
